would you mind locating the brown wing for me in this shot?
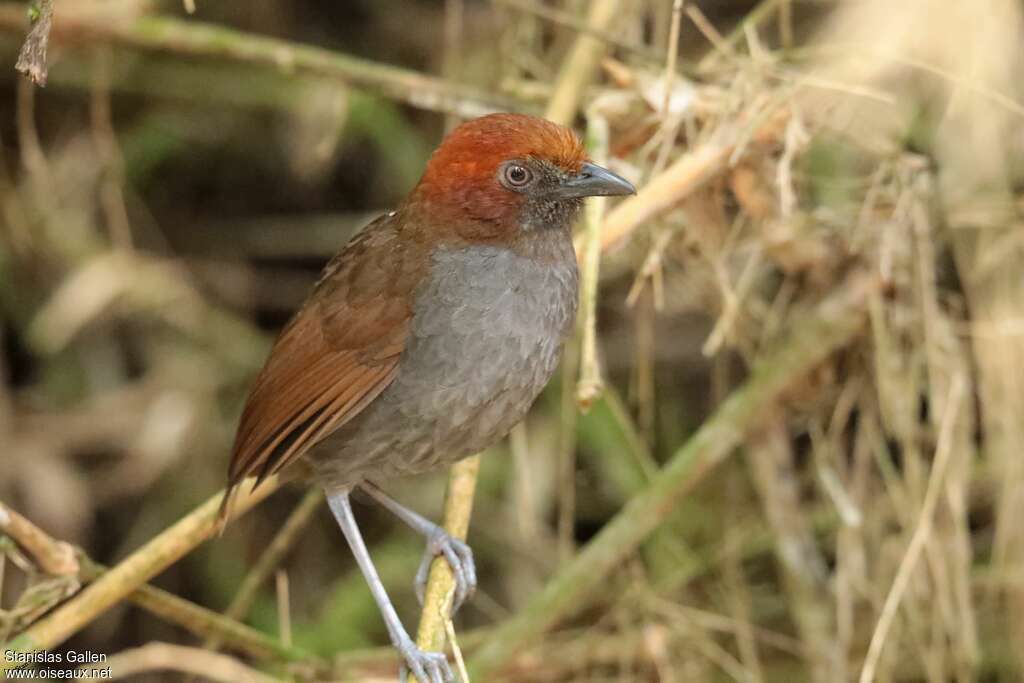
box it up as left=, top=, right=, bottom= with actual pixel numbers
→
left=220, top=213, right=423, bottom=518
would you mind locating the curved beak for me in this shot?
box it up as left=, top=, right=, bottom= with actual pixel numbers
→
left=557, top=161, right=636, bottom=199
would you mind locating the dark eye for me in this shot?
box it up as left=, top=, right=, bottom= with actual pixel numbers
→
left=503, top=164, right=532, bottom=187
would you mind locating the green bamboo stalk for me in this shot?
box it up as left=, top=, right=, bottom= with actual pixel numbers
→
left=77, top=556, right=324, bottom=668
left=412, top=456, right=481, bottom=658
left=2, top=476, right=283, bottom=671
left=468, top=273, right=878, bottom=680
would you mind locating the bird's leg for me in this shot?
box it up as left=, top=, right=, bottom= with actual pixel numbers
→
left=360, top=482, right=477, bottom=614
left=326, top=489, right=453, bottom=683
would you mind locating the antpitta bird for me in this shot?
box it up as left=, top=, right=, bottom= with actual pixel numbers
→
left=221, top=113, right=635, bottom=682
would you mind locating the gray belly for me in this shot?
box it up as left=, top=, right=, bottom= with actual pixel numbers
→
left=309, top=238, right=578, bottom=489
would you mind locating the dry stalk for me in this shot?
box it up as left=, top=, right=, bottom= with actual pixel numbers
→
left=2, top=476, right=284, bottom=670
left=575, top=111, right=610, bottom=410
left=102, top=642, right=283, bottom=683
left=0, top=502, right=78, bottom=576
left=410, top=456, right=481, bottom=678
left=578, top=109, right=787, bottom=256
left=858, top=374, right=967, bottom=683
left=202, top=489, right=322, bottom=653
left=544, top=0, right=622, bottom=126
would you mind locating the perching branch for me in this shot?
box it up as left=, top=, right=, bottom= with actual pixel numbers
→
left=468, top=272, right=879, bottom=680
left=411, top=456, right=481, bottom=675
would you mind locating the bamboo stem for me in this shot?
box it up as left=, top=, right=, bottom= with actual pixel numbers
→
left=468, top=273, right=878, bottom=680
left=0, top=502, right=78, bottom=576
left=2, top=477, right=283, bottom=670
left=412, top=456, right=481, bottom=661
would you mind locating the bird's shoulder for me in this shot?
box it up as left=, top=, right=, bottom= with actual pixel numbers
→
left=311, top=210, right=427, bottom=354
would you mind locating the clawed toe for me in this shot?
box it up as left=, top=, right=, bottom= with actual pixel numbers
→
left=414, top=530, right=477, bottom=614
left=397, top=638, right=454, bottom=683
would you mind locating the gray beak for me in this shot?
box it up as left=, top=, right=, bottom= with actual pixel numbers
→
left=558, top=161, right=636, bottom=199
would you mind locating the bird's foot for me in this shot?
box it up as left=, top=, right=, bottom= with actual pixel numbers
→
left=397, top=636, right=454, bottom=683
left=414, top=528, right=476, bottom=614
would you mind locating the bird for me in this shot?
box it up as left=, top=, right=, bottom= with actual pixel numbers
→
left=220, top=112, right=635, bottom=682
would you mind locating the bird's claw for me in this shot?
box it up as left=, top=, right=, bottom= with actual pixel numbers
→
left=397, top=637, right=454, bottom=683
left=414, top=529, right=476, bottom=615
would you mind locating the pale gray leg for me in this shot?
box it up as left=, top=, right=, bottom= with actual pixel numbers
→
left=326, top=488, right=453, bottom=683
left=361, top=482, right=477, bottom=613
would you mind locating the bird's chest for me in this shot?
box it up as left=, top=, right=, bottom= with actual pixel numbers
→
left=395, top=241, right=578, bottom=430
left=310, top=237, right=577, bottom=484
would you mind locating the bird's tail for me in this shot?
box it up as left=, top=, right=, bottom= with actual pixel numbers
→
left=214, top=485, right=239, bottom=537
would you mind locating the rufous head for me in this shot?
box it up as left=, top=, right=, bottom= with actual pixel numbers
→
left=408, top=113, right=634, bottom=240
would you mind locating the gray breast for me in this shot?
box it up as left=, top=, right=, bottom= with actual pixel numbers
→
left=309, top=234, right=578, bottom=489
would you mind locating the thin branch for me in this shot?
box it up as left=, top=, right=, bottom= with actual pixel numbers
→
left=468, top=272, right=879, bottom=680
left=2, top=476, right=284, bottom=669
left=0, top=502, right=314, bottom=666
left=0, top=502, right=77, bottom=576
left=0, top=5, right=525, bottom=117
left=858, top=374, right=967, bottom=683
left=203, top=489, right=322, bottom=653
left=580, top=109, right=788, bottom=257
left=412, top=457, right=481, bottom=663
left=103, top=642, right=284, bottom=683
left=575, top=111, right=610, bottom=410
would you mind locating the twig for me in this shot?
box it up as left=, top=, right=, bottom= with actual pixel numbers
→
left=0, top=5, right=524, bottom=118
left=14, top=0, right=52, bottom=86
left=109, top=566, right=321, bottom=667
left=0, top=502, right=77, bottom=576
left=662, top=0, right=685, bottom=117
left=275, top=571, right=291, bottom=648
left=544, top=0, right=621, bottom=126
left=411, top=456, right=481, bottom=663
left=858, top=374, right=966, bottom=683
left=2, top=476, right=284, bottom=670
left=575, top=111, right=609, bottom=410
left=746, top=416, right=837, bottom=682
left=203, top=489, right=321, bottom=653
left=494, top=0, right=662, bottom=63
left=0, top=502, right=314, bottom=666
left=103, top=642, right=283, bottom=683
left=575, top=109, right=788, bottom=257
left=468, top=272, right=878, bottom=680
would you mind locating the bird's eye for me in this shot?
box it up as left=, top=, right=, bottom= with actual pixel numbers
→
left=503, top=164, right=533, bottom=188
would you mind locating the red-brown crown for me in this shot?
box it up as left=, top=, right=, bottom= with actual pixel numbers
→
left=408, top=114, right=587, bottom=231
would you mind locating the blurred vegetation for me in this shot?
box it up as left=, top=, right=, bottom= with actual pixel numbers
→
left=2, top=0, right=1024, bottom=681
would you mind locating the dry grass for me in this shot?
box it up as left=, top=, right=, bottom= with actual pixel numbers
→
left=1, top=0, right=1023, bottom=681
